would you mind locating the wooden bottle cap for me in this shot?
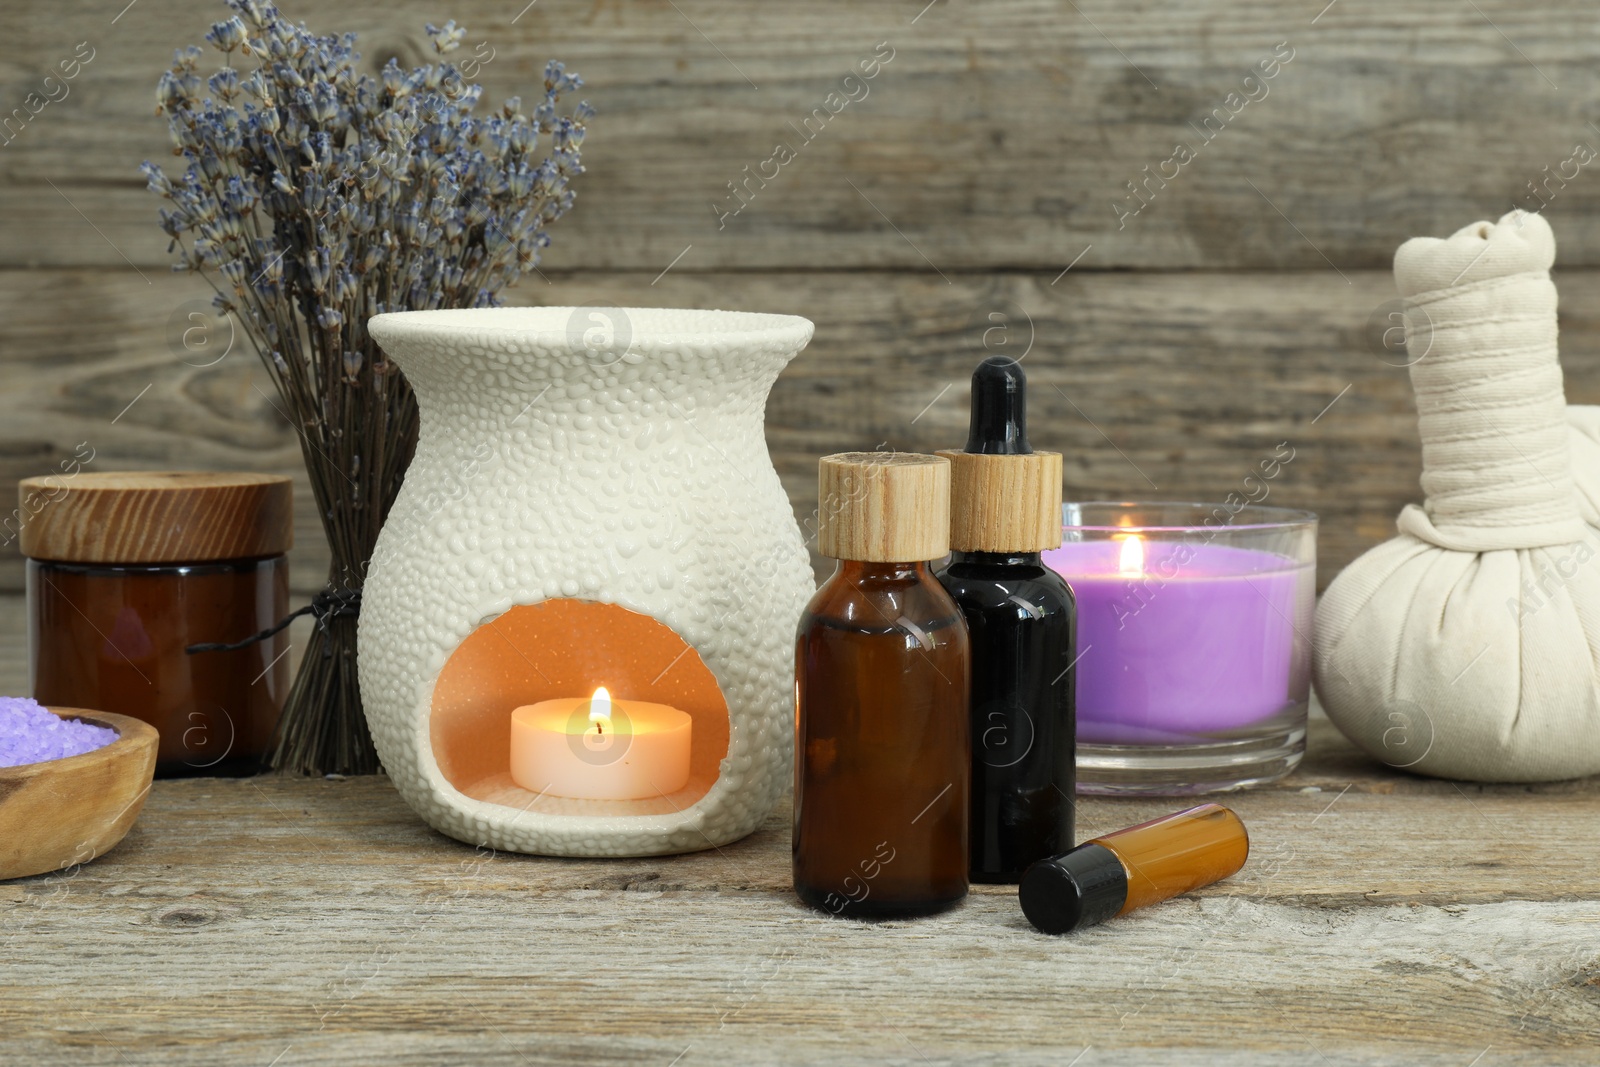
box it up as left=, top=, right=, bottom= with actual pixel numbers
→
left=937, top=450, right=1063, bottom=553
left=816, top=453, right=951, bottom=562
left=16, top=472, right=293, bottom=564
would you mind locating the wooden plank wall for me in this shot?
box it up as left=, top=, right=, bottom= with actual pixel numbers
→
left=4, top=0, right=1599, bottom=595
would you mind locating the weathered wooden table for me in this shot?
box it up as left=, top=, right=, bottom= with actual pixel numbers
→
left=2, top=601, right=1597, bottom=1065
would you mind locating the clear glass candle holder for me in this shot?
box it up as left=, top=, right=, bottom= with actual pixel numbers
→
left=1043, top=502, right=1317, bottom=795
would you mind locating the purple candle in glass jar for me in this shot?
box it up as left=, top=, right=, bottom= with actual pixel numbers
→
left=1045, top=538, right=1301, bottom=740
left=1043, top=503, right=1316, bottom=794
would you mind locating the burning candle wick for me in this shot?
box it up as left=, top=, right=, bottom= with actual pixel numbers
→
left=589, top=686, right=613, bottom=736
left=1118, top=534, right=1145, bottom=577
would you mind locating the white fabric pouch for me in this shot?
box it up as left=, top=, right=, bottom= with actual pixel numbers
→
left=1314, top=210, right=1600, bottom=781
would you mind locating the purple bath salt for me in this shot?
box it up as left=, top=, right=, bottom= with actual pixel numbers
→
left=0, top=697, right=118, bottom=768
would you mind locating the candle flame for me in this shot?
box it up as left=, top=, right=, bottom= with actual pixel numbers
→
left=1118, top=534, right=1144, bottom=576
left=589, top=686, right=612, bottom=733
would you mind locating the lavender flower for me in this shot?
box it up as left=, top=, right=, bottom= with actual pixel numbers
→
left=145, top=1, right=589, bottom=342
left=140, top=1, right=592, bottom=775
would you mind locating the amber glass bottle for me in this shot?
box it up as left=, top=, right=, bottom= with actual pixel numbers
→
left=794, top=453, right=971, bottom=918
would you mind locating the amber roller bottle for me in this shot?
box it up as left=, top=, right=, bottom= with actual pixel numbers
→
left=1019, top=803, right=1250, bottom=934
left=793, top=452, right=971, bottom=918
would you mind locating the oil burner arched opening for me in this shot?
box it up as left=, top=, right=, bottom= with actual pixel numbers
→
left=431, top=598, right=730, bottom=817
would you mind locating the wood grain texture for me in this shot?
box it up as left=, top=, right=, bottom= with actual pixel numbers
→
left=941, top=449, right=1063, bottom=553
left=0, top=707, right=156, bottom=880
left=0, top=597, right=24, bottom=695
left=0, top=714, right=1596, bottom=1065
left=6, top=1, right=1600, bottom=271
left=17, top=471, right=291, bottom=563
left=4, top=3, right=1600, bottom=1054
left=10, top=0, right=1600, bottom=598
left=4, top=267, right=1600, bottom=595
left=0, top=602, right=1596, bottom=1062
left=816, top=451, right=951, bottom=561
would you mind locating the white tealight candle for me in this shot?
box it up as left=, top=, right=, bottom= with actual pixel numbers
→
left=509, top=687, right=693, bottom=800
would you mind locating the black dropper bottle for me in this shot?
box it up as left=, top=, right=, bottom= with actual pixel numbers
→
left=936, top=356, right=1076, bottom=884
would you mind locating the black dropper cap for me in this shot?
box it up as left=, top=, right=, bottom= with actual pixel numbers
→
left=1018, top=843, right=1129, bottom=934
left=964, top=355, right=1032, bottom=455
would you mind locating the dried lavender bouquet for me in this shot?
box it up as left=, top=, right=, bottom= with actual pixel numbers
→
left=143, top=1, right=591, bottom=774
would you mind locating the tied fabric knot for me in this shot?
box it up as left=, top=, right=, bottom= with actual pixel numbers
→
left=1395, top=210, right=1585, bottom=552
left=1313, top=208, right=1600, bottom=784
left=186, top=587, right=362, bottom=656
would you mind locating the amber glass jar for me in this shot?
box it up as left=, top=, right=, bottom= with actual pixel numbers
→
left=20, top=472, right=292, bottom=776
left=794, top=453, right=971, bottom=918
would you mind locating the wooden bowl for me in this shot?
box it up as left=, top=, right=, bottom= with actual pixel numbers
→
left=0, top=707, right=158, bottom=881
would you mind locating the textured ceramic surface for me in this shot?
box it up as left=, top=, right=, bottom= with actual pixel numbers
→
left=361, top=307, right=816, bottom=856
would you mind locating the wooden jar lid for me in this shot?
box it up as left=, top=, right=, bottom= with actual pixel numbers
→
left=817, top=452, right=951, bottom=562
left=937, top=450, right=1063, bottom=553
left=16, top=472, right=293, bottom=564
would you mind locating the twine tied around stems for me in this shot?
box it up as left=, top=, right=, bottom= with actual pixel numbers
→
left=186, top=588, right=362, bottom=657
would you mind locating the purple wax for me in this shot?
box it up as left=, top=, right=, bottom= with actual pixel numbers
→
left=0, top=697, right=118, bottom=768
left=1043, top=540, right=1310, bottom=743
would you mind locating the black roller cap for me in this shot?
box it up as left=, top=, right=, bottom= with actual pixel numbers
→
left=964, top=355, right=1032, bottom=455
left=1019, top=843, right=1129, bottom=934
